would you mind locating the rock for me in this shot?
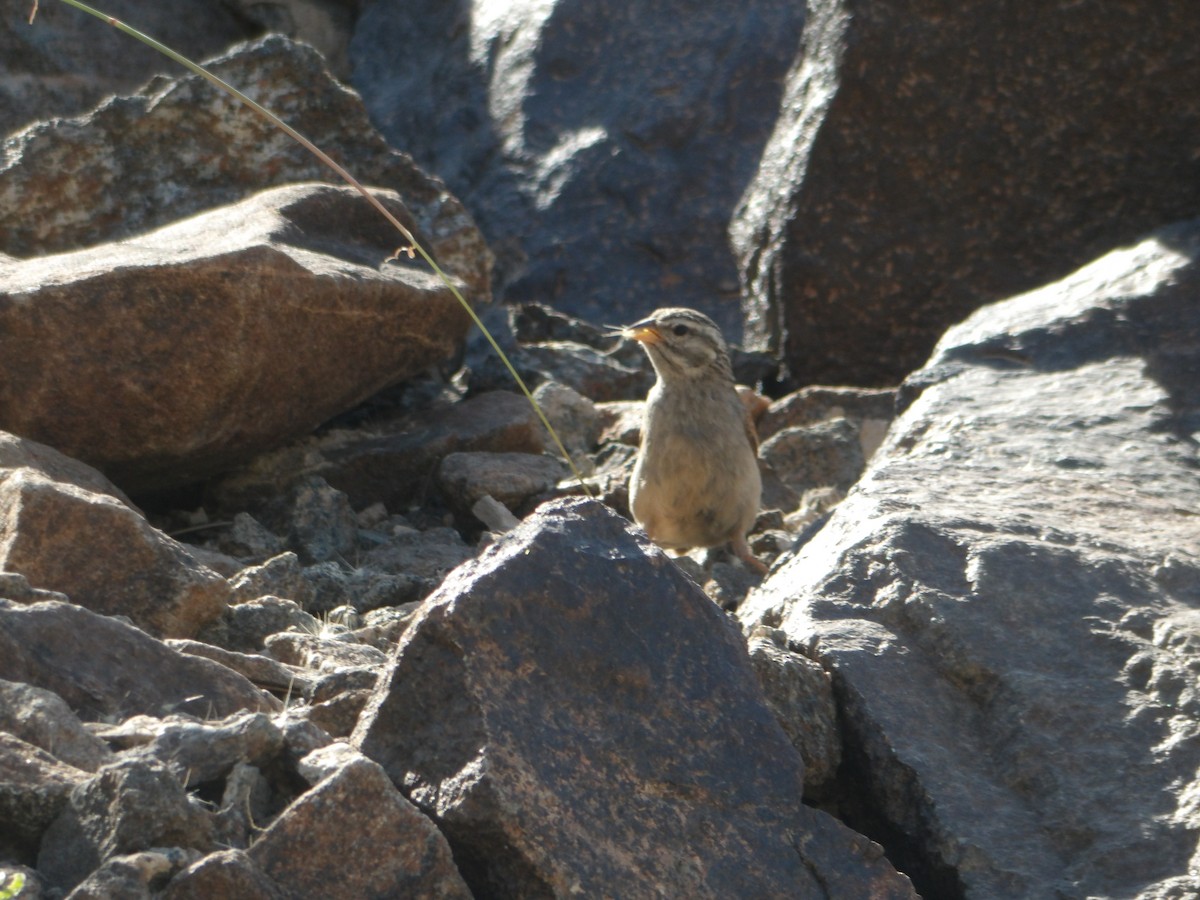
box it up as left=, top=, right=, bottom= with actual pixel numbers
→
left=196, top=595, right=319, bottom=654
left=161, top=849, right=286, bottom=900
left=2, top=35, right=491, bottom=304
left=758, top=386, right=897, bottom=457
left=732, top=0, right=1200, bottom=386
left=354, top=498, right=915, bottom=898
left=0, top=181, right=475, bottom=492
left=221, top=390, right=546, bottom=514
left=470, top=495, right=523, bottom=533
left=215, top=514, right=287, bottom=562
left=532, top=380, right=602, bottom=456
left=264, top=633, right=388, bottom=673
left=0, top=599, right=278, bottom=722
left=247, top=754, right=471, bottom=899
left=0, top=467, right=229, bottom=638
left=227, top=553, right=314, bottom=607
left=0, top=733, right=90, bottom=864
left=0, top=680, right=112, bottom=772
left=1, top=0, right=250, bottom=136
left=119, top=712, right=285, bottom=789
left=0, top=432, right=134, bottom=507
left=38, top=758, right=215, bottom=893
left=745, top=629, right=841, bottom=800
left=63, top=848, right=202, bottom=900
left=739, top=219, right=1200, bottom=897
left=285, top=477, right=357, bottom=564
left=224, top=0, right=358, bottom=77
left=759, top=418, right=867, bottom=496
left=437, top=451, right=567, bottom=518
left=165, top=640, right=310, bottom=699
left=351, top=0, right=807, bottom=336
left=360, top=526, right=475, bottom=582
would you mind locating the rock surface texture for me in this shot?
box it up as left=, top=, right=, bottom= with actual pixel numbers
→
left=732, top=0, right=1200, bottom=386
left=351, top=0, right=808, bottom=336
left=0, top=183, right=472, bottom=490
left=740, top=219, right=1200, bottom=898
left=355, top=498, right=916, bottom=898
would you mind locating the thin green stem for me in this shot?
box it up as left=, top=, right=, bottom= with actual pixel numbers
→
left=48, top=0, right=592, bottom=497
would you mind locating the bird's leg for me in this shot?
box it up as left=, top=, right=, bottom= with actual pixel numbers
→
left=731, top=534, right=768, bottom=575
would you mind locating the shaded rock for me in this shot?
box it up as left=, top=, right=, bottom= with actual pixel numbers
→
left=0, top=468, right=229, bottom=638
left=215, top=513, right=287, bottom=562
left=532, top=380, right=602, bottom=456
left=248, top=754, right=471, bottom=899
left=120, top=712, right=285, bottom=789
left=227, top=553, right=314, bottom=607
left=471, top=494, right=523, bottom=533
left=1, top=35, right=491, bottom=305
left=437, top=451, right=567, bottom=518
left=0, top=432, right=134, bottom=507
left=264, top=632, right=388, bottom=673
left=225, top=0, right=359, bottom=77
left=0, top=599, right=278, bottom=722
left=759, top=418, right=866, bottom=496
left=351, top=0, right=808, bottom=336
left=0, top=733, right=90, bottom=864
left=732, top=0, right=1200, bottom=386
left=739, top=220, right=1200, bottom=897
left=0, top=679, right=112, bottom=772
left=285, top=477, right=357, bottom=564
left=1, top=0, right=250, bottom=136
left=0, top=182, right=475, bottom=492
left=299, top=689, right=374, bottom=739
left=361, top=526, right=475, bottom=582
left=355, top=498, right=915, bottom=898
left=38, top=758, right=214, bottom=892
left=65, top=848, right=202, bottom=900
left=166, top=640, right=311, bottom=699
left=221, top=390, right=545, bottom=514
left=759, top=386, right=897, bottom=458
left=746, top=629, right=841, bottom=800
left=162, top=849, right=286, bottom=900
left=196, top=595, right=319, bottom=654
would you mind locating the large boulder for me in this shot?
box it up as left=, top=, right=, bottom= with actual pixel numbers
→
left=732, top=0, right=1200, bottom=386
left=739, top=219, right=1200, bottom=897
left=355, top=498, right=916, bottom=898
left=0, top=182, right=474, bottom=491
left=350, top=0, right=807, bottom=336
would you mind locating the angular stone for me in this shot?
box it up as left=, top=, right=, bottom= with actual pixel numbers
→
left=64, top=848, right=202, bottom=900
left=352, top=0, right=807, bottom=336
left=437, top=451, right=567, bottom=517
left=0, top=679, right=112, bottom=772
left=1, top=0, right=249, bottom=135
left=2, top=36, right=491, bottom=306
left=0, top=599, right=278, bottom=722
left=248, top=755, right=471, bottom=899
left=38, top=758, right=215, bottom=892
left=0, top=732, right=89, bottom=863
left=122, top=712, right=285, bottom=789
left=162, top=849, right=286, bottom=900
left=355, top=498, right=915, bottom=898
left=759, top=418, right=866, bottom=495
left=0, top=468, right=229, bottom=638
left=739, top=220, right=1200, bottom=897
left=0, top=182, right=475, bottom=492
left=732, top=0, right=1200, bottom=385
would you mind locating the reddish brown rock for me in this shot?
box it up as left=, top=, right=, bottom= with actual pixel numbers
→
left=0, top=467, right=228, bottom=638
left=0, top=182, right=475, bottom=491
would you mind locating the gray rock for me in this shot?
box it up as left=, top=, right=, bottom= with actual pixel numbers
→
left=161, top=849, right=286, bottom=900
left=264, top=632, right=388, bottom=673
left=746, top=630, right=841, bottom=800
left=0, top=733, right=90, bottom=864
left=0, top=679, right=112, bottom=772
left=437, top=451, right=567, bottom=518
left=215, top=514, right=287, bottom=562
left=63, top=848, right=202, bottom=900
left=38, top=758, right=215, bottom=892
left=361, top=526, right=475, bottom=582
left=1, top=0, right=249, bottom=136
left=0, top=182, right=475, bottom=492
left=759, top=417, right=867, bottom=496
left=354, top=497, right=915, bottom=898
left=351, top=0, right=807, bottom=336
left=227, top=553, right=313, bottom=607
left=0, top=465, right=229, bottom=639
left=286, top=477, right=357, bottom=564
left=121, top=712, right=285, bottom=789
left=0, top=599, right=278, bottom=722
left=739, top=219, right=1200, bottom=897
left=248, top=755, right=471, bottom=899
left=732, top=0, right=1200, bottom=386
left=532, top=380, right=602, bottom=456
left=165, top=640, right=310, bottom=699
left=197, top=595, right=319, bottom=654
left=2, top=36, right=491, bottom=305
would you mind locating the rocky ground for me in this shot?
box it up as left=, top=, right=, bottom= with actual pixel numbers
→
left=2, top=3, right=1199, bottom=899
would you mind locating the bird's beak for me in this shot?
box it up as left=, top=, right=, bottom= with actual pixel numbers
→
left=626, top=322, right=663, bottom=346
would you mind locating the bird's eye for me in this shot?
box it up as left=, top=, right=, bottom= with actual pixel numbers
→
left=672, top=324, right=689, bottom=336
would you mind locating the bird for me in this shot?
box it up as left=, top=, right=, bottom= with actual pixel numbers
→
left=623, top=307, right=766, bottom=574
